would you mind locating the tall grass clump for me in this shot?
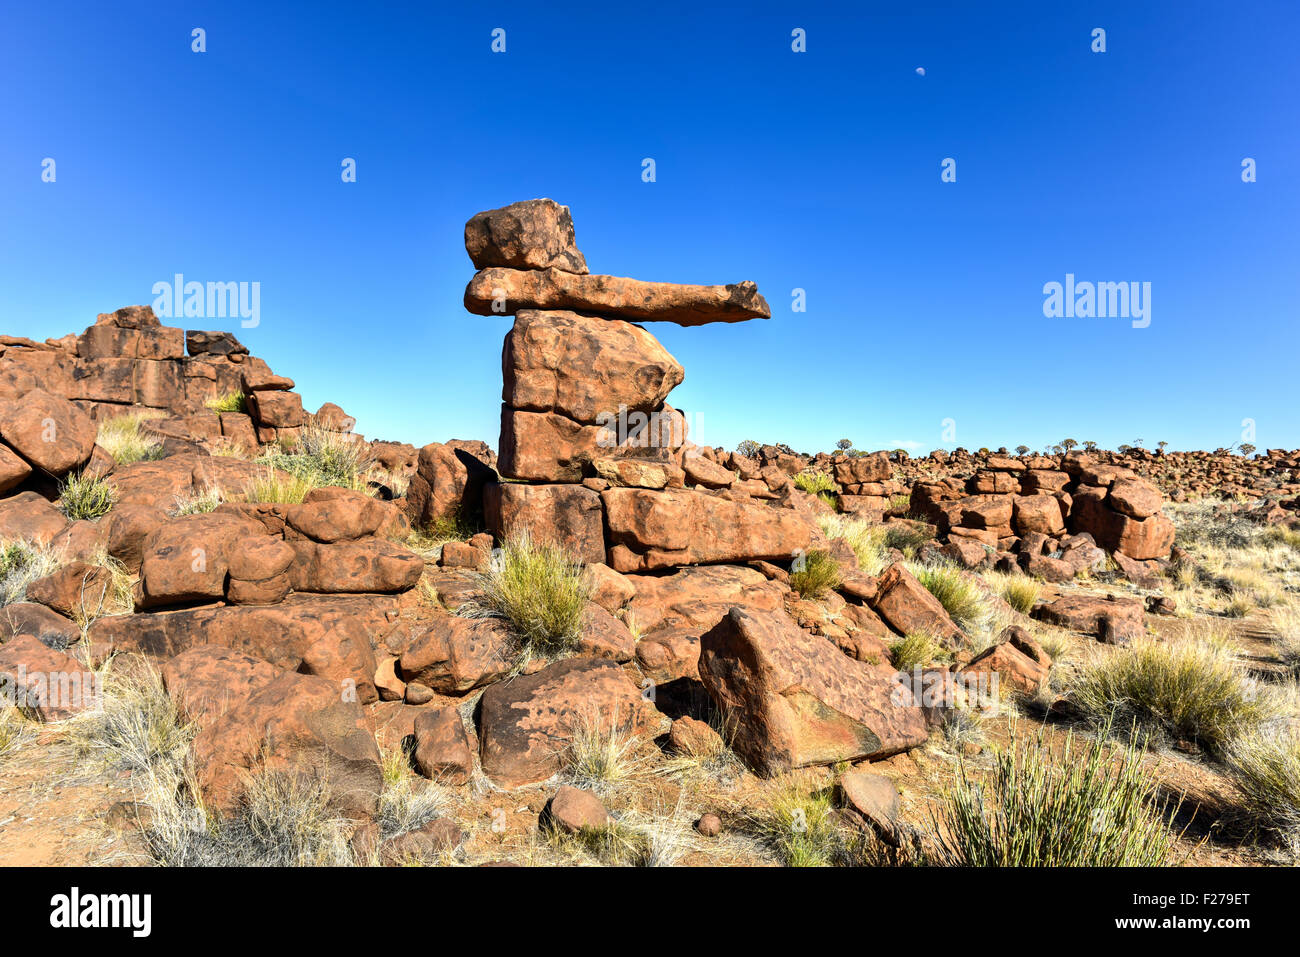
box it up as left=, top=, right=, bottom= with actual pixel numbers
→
left=1070, top=635, right=1270, bottom=757
left=889, top=632, right=941, bottom=671
left=562, top=710, right=657, bottom=797
left=69, top=660, right=193, bottom=776
left=466, top=532, right=589, bottom=656
left=747, top=788, right=845, bottom=867
left=1268, top=607, right=1300, bottom=678
left=0, top=539, right=61, bottom=605
left=911, top=562, right=990, bottom=632
left=790, top=549, right=841, bottom=599
left=243, top=467, right=315, bottom=505
left=930, top=727, right=1181, bottom=866
left=1227, top=727, right=1300, bottom=856
left=96, top=411, right=165, bottom=465
left=985, top=570, right=1041, bottom=615
left=58, top=471, right=116, bottom=520
left=818, top=515, right=888, bottom=574
left=204, top=391, right=246, bottom=413
left=256, top=423, right=375, bottom=493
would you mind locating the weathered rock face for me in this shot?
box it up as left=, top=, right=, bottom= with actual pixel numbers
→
left=162, top=645, right=284, bottom=724
left=465, top=199, right=588, bottom=274
left=1031, top=593, right=1145, bottom=644
left=404, top=440, right=496, bottom=528
left=477, top=657, right=662, bottom=788
left=868, top=563, right=965, bottom=645
left=484, top=481, right=605, bottom=565
left=0, top=634, right=95, bottom=721
left=397, top=616, right=514, bottom=694
left=503, top=310, right=684, bottom=422
left=1069, top=484, right=1175, bottom=560
left=466, top=268, right=771, bottom=326
left=191, top=671, right=383, bottom=818
left=625, top=564, right=784, bottom=680
left=602, top=487, right=816, bottom=571
left=698, top=607, right=928, bottom=776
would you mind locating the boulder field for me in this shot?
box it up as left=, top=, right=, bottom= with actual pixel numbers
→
left=2, top=197, right=1294, bottom=840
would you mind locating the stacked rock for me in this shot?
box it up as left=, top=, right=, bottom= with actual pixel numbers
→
left=466, top=199, right=816, bottom=573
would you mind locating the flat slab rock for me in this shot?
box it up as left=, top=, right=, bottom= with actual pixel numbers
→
left=698, top=606, right=928, bottom=776
left=1031, top=592, right=1145, bottom=644
left=465, top=267, right=770, bottom=326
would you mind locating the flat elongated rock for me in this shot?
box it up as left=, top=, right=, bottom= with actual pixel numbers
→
left=602, top=487, right=816, bottom=570
left=498, top=407, right=681, bottom=483
left=503, top=310, right=683, bottom=422
left=698, top=607, right=928, bottom=776
left=466, top=268, right=770, bottom=326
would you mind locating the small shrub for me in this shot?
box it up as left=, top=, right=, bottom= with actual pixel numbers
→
left=994, top=573, right=1041, bottom=615
left=1070, top=635, right=1270, bottom=757
left=793, top=470, right=835, bottom=495
left=890, top=632, right=940, bottom=671
left=243, top=467, right=315, bottom=505
left=747, top=788, right=844, bottom=867
left=930, top=727, right=1181, bottom=866
left=0, top=539, right=62, bottom=606
left=256, top=424, right=376, bottom=493
left=818, top=515, right=889, bottom=575
left=1269, top=607, right=1300, bottom=677
left=468, top=532, right=589, bottom=656
left=58, top=471, right=117, bottom=520
left=204, top=391, right=246, bottom=413
left=375, top=748, right=452, bottom=844
left=790, top=549, right=841, bottom=599
left=69, top=659, right=192, bottom=776
left=1227, top=727, right=1300, bottom=855
left=96, top=411, right=164, bottom=465
left=912, top=562, right=989, bottom=631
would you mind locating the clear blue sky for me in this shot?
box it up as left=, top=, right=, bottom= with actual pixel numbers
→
left=2, top=1, right=1297, bottom=454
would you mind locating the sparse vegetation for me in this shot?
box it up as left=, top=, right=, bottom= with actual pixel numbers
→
left=1070, top=634, right=1272, bottom=757
left=930, top=727, right=1181, bottom=866
left=0, top=703, right=33, bottom=757
left=170, top=487, right=224, bottom=516
left=889, top=632, right=941, bottom=670
left=243, top=467, right=315, bottom=505
left=986, top=570, right=1041, bottom=615
left=0, top=538, right=61, bottom=605
left=255, top=423, right=376, bottom=494
left=790, top=549, right=840, bottom=599
left=204, top=391, right=247, bottom=413
left=911, top=561, right=990, bottom=632
left=96, top=410, right=165, bottom=465
left=58, top=470, right=117, bottom=520
left=466, top=531, right=589, bottom=656
left=746, top=787, right=846, bottom=867
left=1227, top=726, right=1300, bottom=856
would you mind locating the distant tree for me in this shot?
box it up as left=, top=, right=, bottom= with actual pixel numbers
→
left=1050, top=444, right=1063, bottom=455
left=1133, top=438, right=1144, bottom=448
left=1239, top=443, right=1256, bottom=457
left=1157, top=440, right=1168, bottom=453
left=1061, top=438, right=1078, bottom=451
left=736, top=439, right=760, bottom=458
left=1118, top=444, right=1133, bottom=454
left=836, top=438, right=853, bottom=453
left=1015, top=445, right=1030, bottom=456
left=1083, top=440, right=1098, bottom=452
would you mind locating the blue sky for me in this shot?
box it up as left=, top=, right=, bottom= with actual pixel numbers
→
left=2, top=1, right=1297, bottom=454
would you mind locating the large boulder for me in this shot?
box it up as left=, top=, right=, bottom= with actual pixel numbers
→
left=625, top=564, right=785, bottom=681
left=396, top=616, right=514, bottom=694
left=404, top=440, right=496, bottom=527
left=502, top=310, right=683, bottom=422
left=0, top=634, right=96, bottom=721
left=1031, top=593, right=1145, bottom=644
left=137, top=512, right=268, bottom=608
left=161, top=645, right=284, bottom=724
left=0, top=492, right=69, bottom=546
left=0, top=388, right=96, bottom=475
left=477, top=657, right=662, bottom=788
left=869, top=562, right=965, bottom=645
left=601, top=487, right=816, bottom=571
left=464, top=198, right=588, bottom=274
left=465, top=268, right=771, bottom=326
left=698, top=607, right=928, bottom=776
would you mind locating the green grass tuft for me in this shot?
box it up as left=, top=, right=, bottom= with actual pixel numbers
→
left=790, top=549, right=841, bottom=599
left=58, top=471, right=117, bottom=520
left=468, top=532, right=590, bottom=656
